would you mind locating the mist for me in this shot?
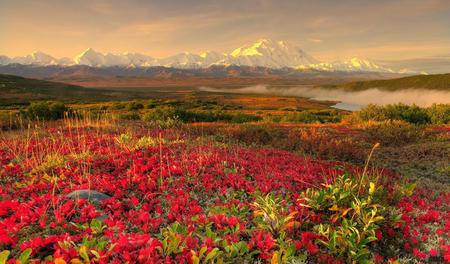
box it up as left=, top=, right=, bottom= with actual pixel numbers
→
left=198, top=85, right=450, bottom=110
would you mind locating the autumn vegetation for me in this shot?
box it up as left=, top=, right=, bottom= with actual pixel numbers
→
left=0, top=100, right=449, bottom=263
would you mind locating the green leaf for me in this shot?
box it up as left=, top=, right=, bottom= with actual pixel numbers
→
left=19, top=248, right=32, bottom=264
left=204, top=248, right=220, bottom=262
left=199, top=246, right=207, bottom=260
left=108, top=243, right=117, bottom=252
left=0, top=250, right=10, bottom=264
left=90, top=250, right=101, bottom=259
left=369, top=182, right=375, bottom=195
left=79, top=246, right=90, bottom=262
left=239, top=242, right=249, bottom=254
left=19, top=248, right=33, bottom=264
left=191, top=254, right=200, bottom=264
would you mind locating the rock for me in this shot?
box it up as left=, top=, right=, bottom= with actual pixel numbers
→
left=66, top=189, right=111, bottom=204
left=65, top=190, right=111, bottom=221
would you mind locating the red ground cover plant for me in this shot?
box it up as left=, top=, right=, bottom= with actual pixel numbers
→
left=0, top=126, right=448, bottom=263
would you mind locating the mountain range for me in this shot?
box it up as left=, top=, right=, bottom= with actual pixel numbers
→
left=0, top=39, right=404, bottom=73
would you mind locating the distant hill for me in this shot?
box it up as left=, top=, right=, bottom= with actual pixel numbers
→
left=0, top=64, right=402, bottom=87
left=0, top=74, right=116, bottom=104
left=332, top=73, right=450, bottom=91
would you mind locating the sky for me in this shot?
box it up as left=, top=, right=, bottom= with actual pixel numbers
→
left=1, top=0, right=450, bottom=61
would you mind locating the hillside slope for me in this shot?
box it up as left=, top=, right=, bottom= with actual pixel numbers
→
left=334, top=73, right=450, bottom=91
left=0, top=74, right=113, bottom=103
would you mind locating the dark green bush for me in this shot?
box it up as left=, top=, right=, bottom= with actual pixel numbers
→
left=280, top=110, right=342, bottom=124
left=174, top=109, right=230, bottom=122
left=26, top=101, right=68, bottom=120
left=0, top=111, right=21, bottom=130
left=384, top=104, right=430, bottom=125
left=116, top=112, right=141, bottom=120
left=230, top=113, right=261, bottom=123
left=427, top=104, right=450, bottom=124
left=126, top=102, right=144, bottom=111
left=142, top=107, right=178, bottom=122
left=141, top=106, right=259, bottom=123
left=110, top=102, right=126, bottom=110
left=356, top=104, right=386, bottom=122
left=356, top=103, right=433, bottom=125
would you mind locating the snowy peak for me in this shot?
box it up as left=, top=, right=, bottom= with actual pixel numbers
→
left=0, top=56, right=11, bottom=65
left=200, top=51, right=227, bottom=65
left=69, top=39, right=321, bottom=69
left=74, top=48, right=156, bottom=67
left=158, top=52, right=203, bottom=68
left=341, top=58, right=389, bottom=72
left=29, top=51, right=56, bottom=64
left=302, top=57, right=394, bottom=73
left=227, top=39, right=319, bottom=68
left=4, top=51, right=59, bottom=65
left=230, top=39, right=269, bottom=57
left=74, top=48, right=105, bottom=66
left=0, top=39, right=401, bottom=73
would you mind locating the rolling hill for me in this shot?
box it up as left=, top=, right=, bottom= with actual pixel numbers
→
left=0, top=74, right=117, bottom=104
left=332, top=73, right=450, bottom=91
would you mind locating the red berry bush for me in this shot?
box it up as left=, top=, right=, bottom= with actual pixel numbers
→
left=0, top=126, right=448, bottom=263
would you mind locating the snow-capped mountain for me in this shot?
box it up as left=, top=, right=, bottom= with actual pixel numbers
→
left=0, top=39, right=397, bottom=73
left=73, top=48, right=103, bottom=66
left=223, top=39, right=319, bottom=68
left=73, top=48, right=157, bottom=67
left=0, top=56, right=11, bottom=65
left=200, top=51, right=227, bottom=66
left=299, top=58, right=394, bottom=73
left=9, top=51, right=59, bottom=65
left=158, top=52, right=203, bottom=68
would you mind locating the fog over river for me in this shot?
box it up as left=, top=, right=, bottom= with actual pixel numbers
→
left=198, top=85, right=450, bottom=111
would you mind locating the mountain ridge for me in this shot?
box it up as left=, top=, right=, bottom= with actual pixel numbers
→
left=0, top=39, right=401, bottom=73
left=0, top=64, right=403, bottom=83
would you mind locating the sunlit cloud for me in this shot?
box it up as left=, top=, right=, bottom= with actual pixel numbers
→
left=0, top=0, right=449, bottom=60
left=307, top=38, right=323, bottom=43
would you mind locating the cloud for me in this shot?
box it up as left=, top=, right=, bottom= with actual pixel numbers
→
left=307, top=38, right=323, bottom=43
left=0, top=0, right=449, bottom=59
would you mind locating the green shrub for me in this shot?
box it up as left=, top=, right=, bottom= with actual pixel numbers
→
left=427, top=104, right=450, bottom=124
left=110, top=102, right=126, bottom=110
left=0, top=111, right=21, bottom=130
left=280, top=110, right=342, bottom=124
left=126, top=101, right=144, bottom=111
left=27, top=101, right=68, bottom=120
left=356, top=104, right=431, bottom=125
left=143, top=108, right=260, bottom=123
left=175, top=109, right=232, bottom=122
left=356, top=104, right=387, bottom=122
left=230, top=113, right=261, bottom=123
left=252, top=193, right=297, bottom=239
left=362, top=120, right=420, bottom=145
left=281, top=111, right=319, bottom=123
left=142, top=107, right=178, bottom=122
left=299, top=174, right=386, bottom=263
left=384, top=104, right=430, bottom=125
left=116, top=112, right=140, bottom=120
left=149, top=117, right=182, bottom=129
